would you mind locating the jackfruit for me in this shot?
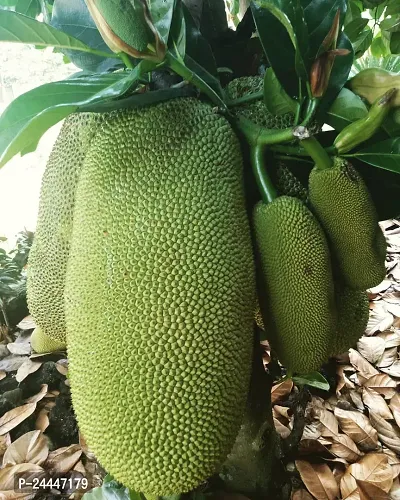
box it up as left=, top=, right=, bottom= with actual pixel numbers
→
left=31, top=326, right=66, bottom=353
left=330, top=286, right=369, bottom=357
left=27, top=113, right=100, bottom=350
left=226, top=76, right=295, bottom=129
left=253, top=196, right=336, bottom=373
left=64, top=98, right=256, bottom=495
left=309, top=157, right=387, bottom=290
left=276, top=163, right=308, bottom=203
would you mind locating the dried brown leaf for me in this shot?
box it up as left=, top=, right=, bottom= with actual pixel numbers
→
left=0, top=432, right=11, bottom=460
left=383, top=447, right=400, bottom=479
left=25, top=384, right=48, bottom=405
left=364, top=375, right=397, bottom=398
left=0, top=462, right=44, bottom=498
left=334, top=407, right=379, bottom=450
left=2, top=430, right=48, bottom=467
left=377, top=331, right=400, bottom=349
left=363, top=388, right=393, bottom=419
left=291, top=489, right=315, bottom=500
left=385, top=303, right=400, bottom=318
left=377, top=348, right=399, bottom=369
left=45, top=444, right=82, bottom=474
left=316, top=408, right=339, bottom=438
left=369, top=281, right=393, bottom=294
left=0, top=403, right=36, bottom=436
left=340, top=453, right=393, bottom=500
left=349, top=349, right=379, bottom=379
left=35, top=409, right=49, bottom=432
left=17, top=315, right=36, bottom=330
left=0, top=370, right=6, bottom=381
left=329, top=433, right=363, bottom=463
left=381, top=361, right=400, bottom=378
left=390, top=393, right=400, bottom=428
left=390, top=477, right=400, bottom=499
left=298, top=439, right=333, bottom=457
left=271, top=379, right=293, bottom=404
left=274, top=417, right=291, bottom=439
left=367, top=311, right=394, bottom=335
left=350, top=391, right=365, bottom=411
left=357, top=479, right=389, bottom=499
left=15, top=358, right=42, bottom=383
left=55, top=359, right=68, bottom=376
left=369, top=411, right=400, bottom=454
left=358, top=337, right=386, bottom=364
left=273, top=405, right=292, bottom=421
left=302, top=422, right=322, bottom=441
left=295, top=460, right=339, bottom=500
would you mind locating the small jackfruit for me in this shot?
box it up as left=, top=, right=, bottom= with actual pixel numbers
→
left=27, top=113, right=100, bottom=348
left=253, top=196, right=336, bottom=373
left=65, top=98, right=256, bottom=495
left=330, top=285, right=369, bottom=357
left=226, top=77, right=295, bottom=129
left=309, top=157, right=387, bottom=290
left=31, top=326, right=66, bottom=353
left=276, top=163, right=308, bottom=203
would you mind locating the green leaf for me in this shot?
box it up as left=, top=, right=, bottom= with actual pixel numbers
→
left=168, top=0, right=186, bottom=59
left=0, top=0, right=18, bottom=5
left=325, top=87, right=368, bottom=131
left=386, top=0, right=400, bottom=16
left=390, top=32, right=400, bottom=53
left=148, top=0, right=177, bottom=45
left=292, top=372, right=330, bottom=391
left=51, top=0, right=121, bottom=72
left=0, top=69, right=146, bottom=168
left=263, top=67, right=297, bottom=115
left=0, top=9, right=111, bottom=56
left=370, top=35, right=390, bottom=57
left=344, top=17, right=368, bottom=41
left=353, top=28, right=373, bottom=58
left=344, top=0, right=362, bottom=25
left=380, top=16, right=400, bottom=33
left=82, top=480, right=142, bottom=500
left=15, top=0, right=40, bottom=18
left=350, top=53, right=400, bottom=75
left=253, top=0, right=309, bottom=81
left=349, top=138, right=400, bottom=174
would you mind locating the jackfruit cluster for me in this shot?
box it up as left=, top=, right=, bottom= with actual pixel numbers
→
left=57, top=98, right=256, bottom=495
left=309, top=157, right=387, bottom=290
left=27, top=113, right=101, bottom=352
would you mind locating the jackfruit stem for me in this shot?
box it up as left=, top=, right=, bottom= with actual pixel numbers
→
left=226, top=90, right=264, bottom=107
left=251, top=145, right=277, bottom=204
left=300, top=136, right=333, bottom=170
left=165, top=53, right=227, bottom=110
left=118, top=52, right=134, bottom=69
left=236, top=116, right=295, bottom=147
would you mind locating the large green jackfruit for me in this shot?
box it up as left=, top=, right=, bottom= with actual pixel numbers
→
left=31, top=326, right=66, bottom=353
left=330, top=285, right=369, bottom=357
left=64, top=98, right=256, bottom=495
left=27, top=113, right=100, bottom=351
left=309, top=157, right=387, bottom=290
left=253, top=196, right=336, bottom=373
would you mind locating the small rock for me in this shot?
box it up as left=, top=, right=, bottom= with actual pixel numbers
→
left=0, top=345, right=9, bottom=359
left=0, top=355, right=28, bottom=372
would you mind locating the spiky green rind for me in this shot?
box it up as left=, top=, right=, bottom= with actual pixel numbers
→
left=276, top=163, right=308, bottom=203
left=65, top=98, right=256, bottom=495
left=309, top=157, right=387, bottom=290
left=330, top=286, right=369, bottom=357
left=254, top=196, right=336, bottom=373
left=27, top=113, right=101, bottom=344
left=31, top=326, right=66, bottom=353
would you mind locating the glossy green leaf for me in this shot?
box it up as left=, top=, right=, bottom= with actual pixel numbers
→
left=0, top=9, right=111, bottom=56
left=344, top=0, right=362, bottom=25
left=82, top=479, right=142, bottom=500
left=0, top=0, right=18, bottom=5
left=344, top=17, right=368, bottom=41
left=386, top=0, right=400, bottom=16
left=200, top=0, right=229, bottom=43
left=325, top=87, right=368, bottom=130
left=15, top=0, right=40, bottom=18
left=370, top=35, right=390, bottom=57
left=353, top=28, right=373, bottom=58
left=263, top=67, right=297, bottom=115
left=51, top=0, right=121, bottom=72
left=0, top=70, right=144, bottom=168
left=253, top=0, right=309, bottom=81
left=148, top=0, right=177, bottom=45
left=391, top=32, right=400, bottom=54
left=168, top=0, right=186, bottom=58
left=301, top=0, right=347, bottom=61
left=292, top=372, right=330, bottom=391
left=380, top=16, right=400, bottom=33
left=348, top=138, right=400, bottom=174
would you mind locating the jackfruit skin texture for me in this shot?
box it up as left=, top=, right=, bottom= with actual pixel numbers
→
left=31, top=326, right=66, bottom=353
left=330, top=286, right=369, bottom=357
left=276, top=163, right=309, bottom=203
left=309, top=157, right=387, bottom=290
left=27, top=113, right=100, bottom=346
left=64, top=98, right=256, bottom=495
left=226, top=77, right=295, bottom=129
left=253, top=196, right=336, bottom=373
